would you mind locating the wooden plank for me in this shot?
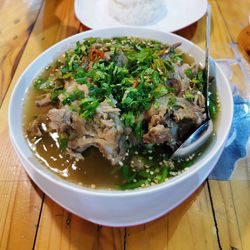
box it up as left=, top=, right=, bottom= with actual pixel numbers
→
left=35, top=197, right=124, bottom=250
left=26, top=0, right=80, bottom=57
left=0, top=0, right=44, bottom=246
left=216, top=0, right=250, bottom=42
left=223, top=154, right=250, bottom=249
left=126, top=184, right=219, bottom=250
left=0, top=180, right=43, bottom=249
left=0, top=0, right=43, bottom=106
left=0, top=133, right=29, bottom=182
left=231, top=63, right=250, bottom=98
left=96, top=227, right=124, bottom=250
left=34, top=197, right=97, bottom=250
left=177, top=0, right=234, bottom=59
left=230, top=180, right=250, bottom=250
left=208, top=181, right=243, bottom=250
left=211, top=156, right=250, bottom=249
left=0, top=11, right=46, bottom=248
left=206, top=0, right=234, bottom=59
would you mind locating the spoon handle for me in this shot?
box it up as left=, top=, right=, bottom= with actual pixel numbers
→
left=205, top=4, right=212, bottom=119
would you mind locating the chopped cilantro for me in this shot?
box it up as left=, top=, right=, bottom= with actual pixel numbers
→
left=62, top=89, right=85, bottom=105
left=209, top=92, right=219, bottom=120
left=51, top=89, right=64, bottom=103
left=121, top=111, right=135, bottom=127
left=185, top=68, right=194, bottom=79
left=33, top=79, right=54, bottom=90
left=79, top=97, right=99, bottom=119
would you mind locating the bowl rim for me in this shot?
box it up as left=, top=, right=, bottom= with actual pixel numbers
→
left=8, top=27, right=234, bottom=197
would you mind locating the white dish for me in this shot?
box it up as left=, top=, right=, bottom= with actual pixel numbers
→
left=74, top=0, right=208, bottom=32
left=9, top=27, right=233, bottom=227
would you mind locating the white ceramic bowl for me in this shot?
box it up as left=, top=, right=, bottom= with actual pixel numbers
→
left=8, top=27, right=233, bottom=227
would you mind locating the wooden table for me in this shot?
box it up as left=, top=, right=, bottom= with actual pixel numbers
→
left=0, top=0, right=250, bottom=249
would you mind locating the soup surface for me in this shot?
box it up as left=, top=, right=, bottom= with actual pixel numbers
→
left=24, top=37, right=218, bottom=190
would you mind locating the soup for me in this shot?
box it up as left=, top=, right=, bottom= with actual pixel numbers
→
left=23, top=37, right=218, bottom=190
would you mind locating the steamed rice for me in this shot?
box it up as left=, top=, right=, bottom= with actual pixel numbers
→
left=108, top=0, right=167, bottom=26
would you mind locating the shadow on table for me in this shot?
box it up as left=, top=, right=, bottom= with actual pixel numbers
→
left=175, top=22, right=199, bottom=40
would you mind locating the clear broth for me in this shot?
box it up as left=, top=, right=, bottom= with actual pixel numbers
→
left=24, top=88, right=123, bottom=189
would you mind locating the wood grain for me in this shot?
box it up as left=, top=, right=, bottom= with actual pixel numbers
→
left=230, top=180, right=250, bottom=250
left=224, top=154, right=250, bottom=249
left=0, top=0, right=43, bottom=106
left=208, top=181, right=243, bottom=250
left=25, top=0, right=80, bottom=57
left=0, top=1, right=43, bottom=248
left=216, top=0, right=250, bottom=42
left=35, top=197, right=97, bottom=250
left=231, top=63, right=250, bottom=98
left=211, top=159, right=250, bottom=249
left=96, top=227, right=124, bottom=250
left=207, top=0, right=234, bottom=59
left=0, top=179, right=43, bottom=249
left=126, top=184, right=220, bottom=250
left=177, top=0, right=234, bottom=59
left=35, top=197, right=124, bottom=250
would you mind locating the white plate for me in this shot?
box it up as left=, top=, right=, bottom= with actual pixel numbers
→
left=74, top=0, right=207, bottom=32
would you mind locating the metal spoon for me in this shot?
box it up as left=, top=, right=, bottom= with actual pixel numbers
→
left=171, top=4, right=213, bottom=159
